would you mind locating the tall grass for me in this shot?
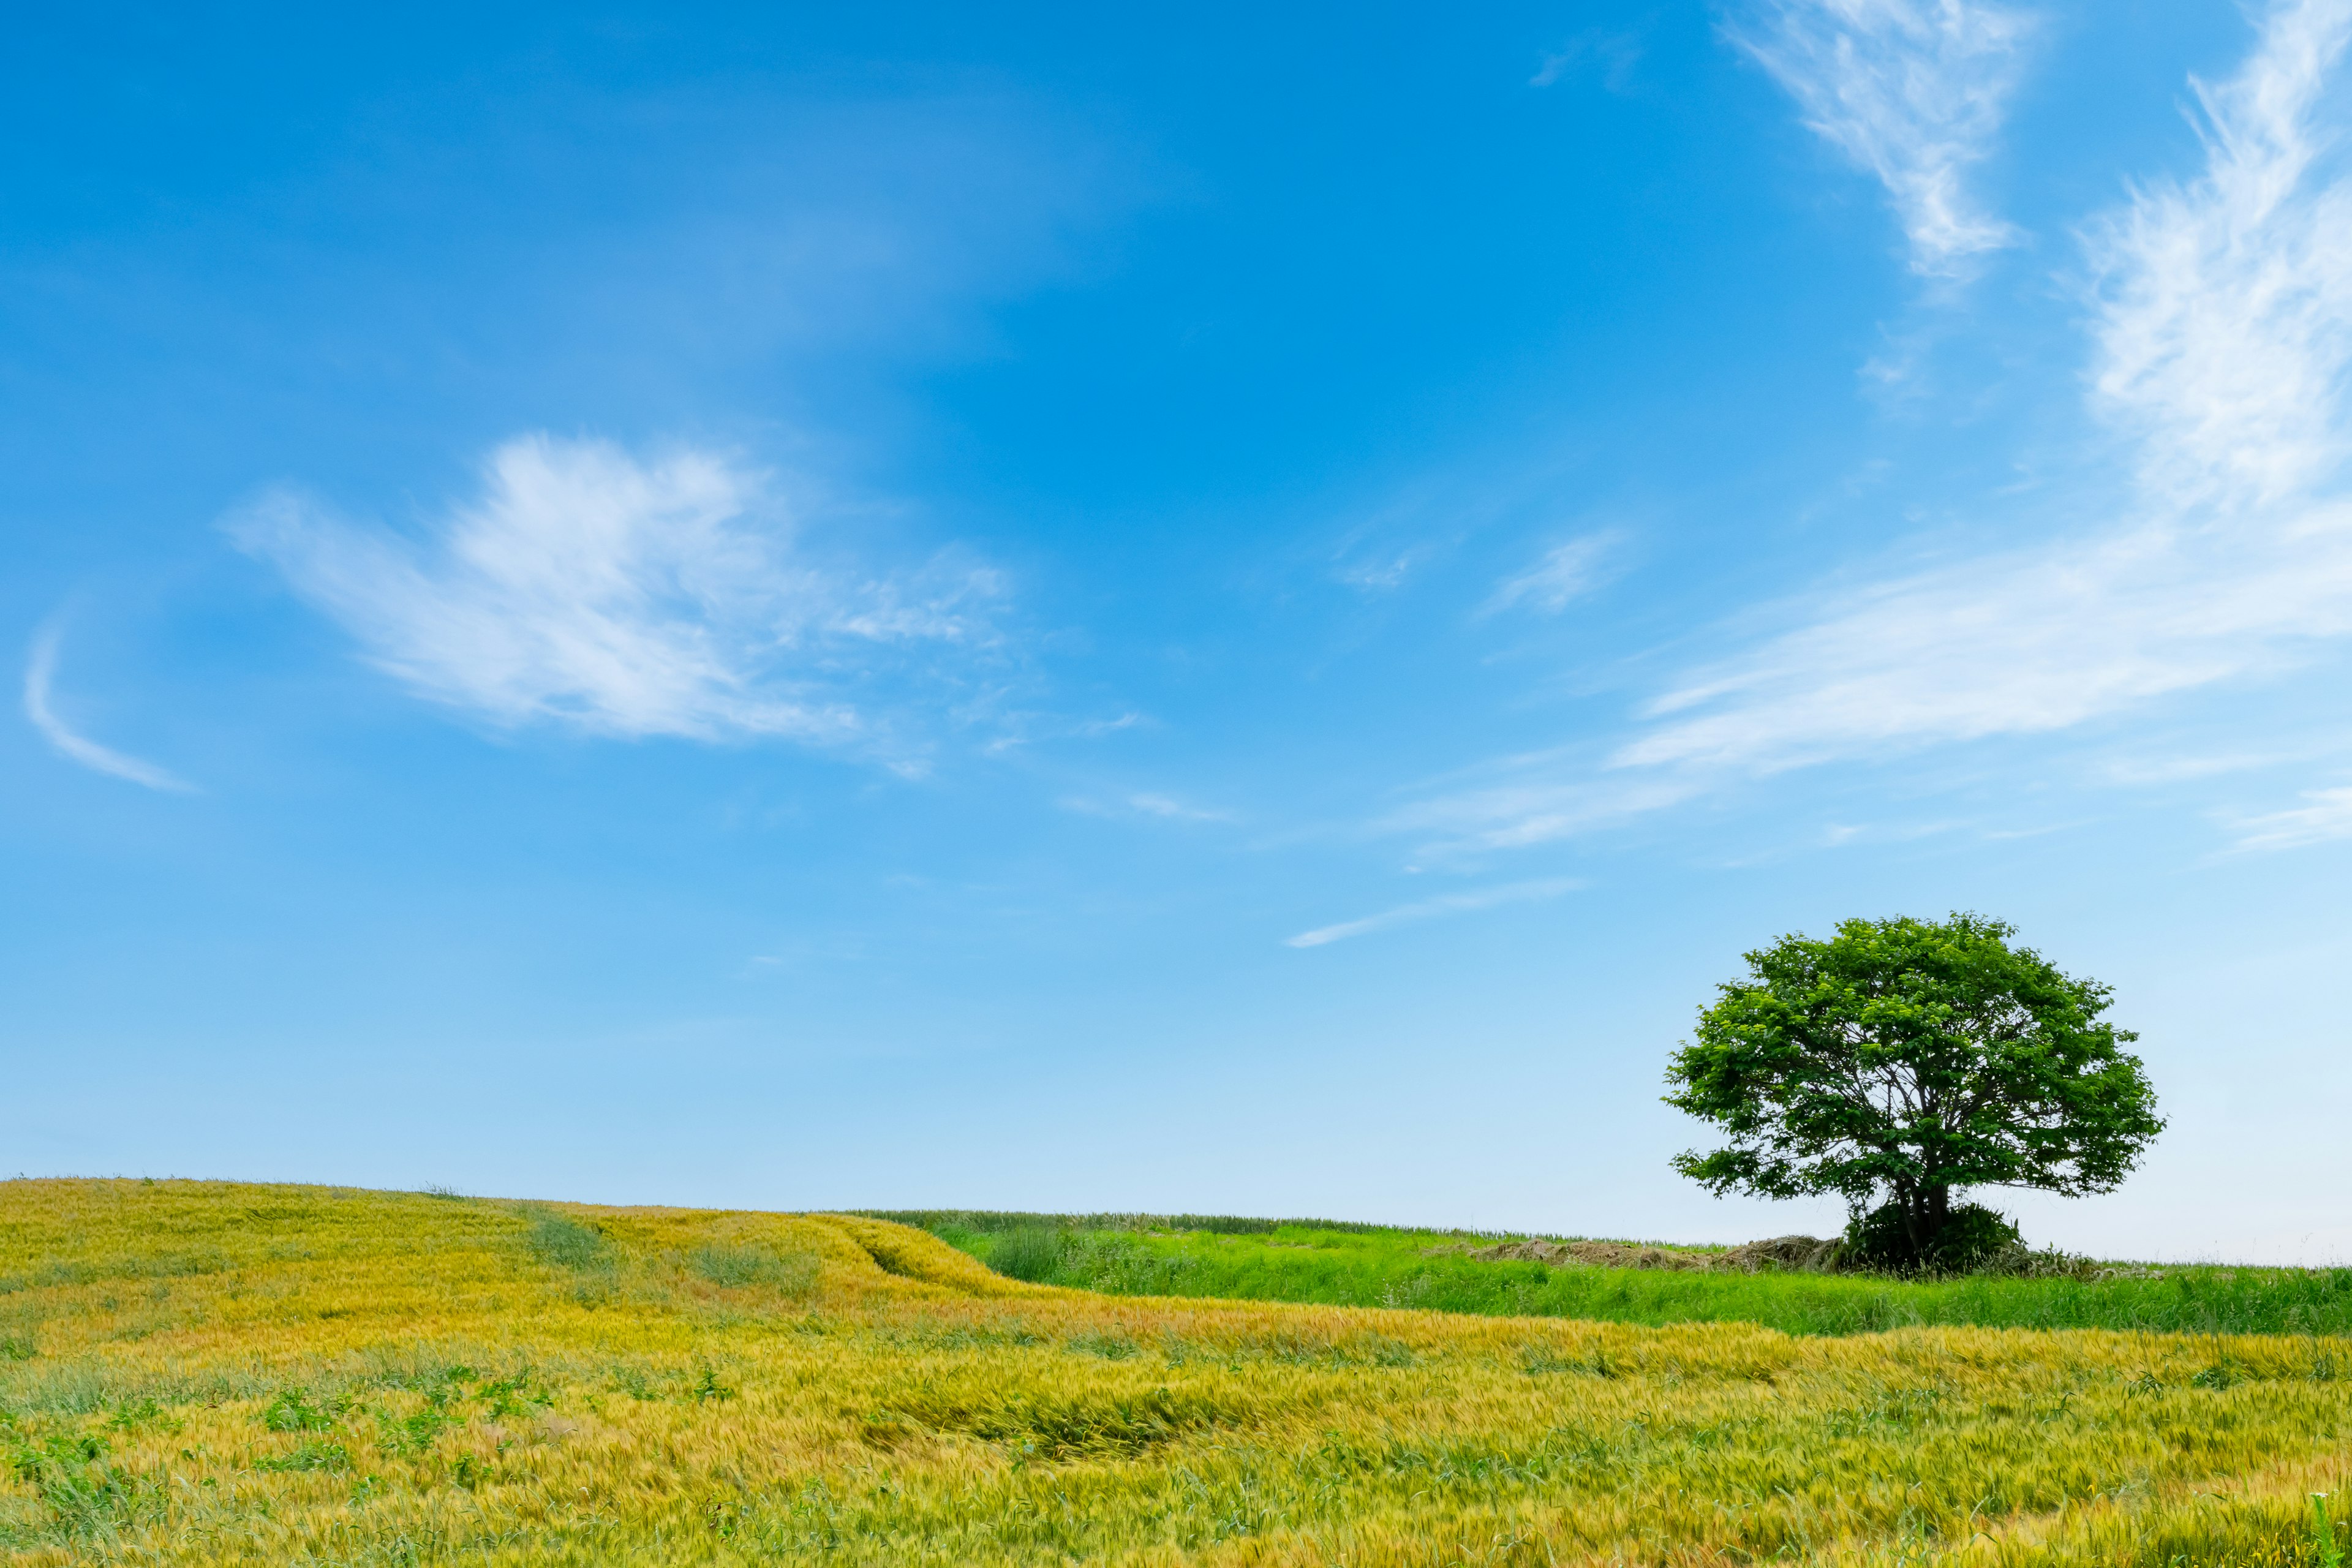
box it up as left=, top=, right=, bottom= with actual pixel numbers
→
left=857, top=1208, right=1399, bottom=1236
left=981, top=1227, right=1065, bottom=1283
left=2, top=1177, right=2350, bottom=1566
left=524, top=1210, right=609, bottom=1272
left=687, top=1241, right=818, bottom=1295
left=917, top=1216, right=2352, bottom=1338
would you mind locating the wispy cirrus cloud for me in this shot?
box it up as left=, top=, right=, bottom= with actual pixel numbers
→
left=1736, top=0, right=2036, bottom=277
left=232, top=435, right=1003, bottom=753
left=1058, top=790, right=1235, bottom=824
left=1483, top=533, right=1621, bottom=616
left=1285, top=876, right=1583, bottom=949
left=22, top=625, right=194, bottom=792
left=1531, top=29, right=1645, bottom=93
left=1381, top=773, right=1704, bottom=859
left=1628, top=0, right=2352, bottom=772
left=1400, top=0, right=2352, bottom=858
left=2228, top=785, right=2352, bottom=851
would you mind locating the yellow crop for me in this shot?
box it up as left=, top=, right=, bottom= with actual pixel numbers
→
left=2, top=1178, right=2346, bottom=1566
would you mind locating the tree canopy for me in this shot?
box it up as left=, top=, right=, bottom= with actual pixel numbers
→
left=1664, top=912, right=2162, bottom=1260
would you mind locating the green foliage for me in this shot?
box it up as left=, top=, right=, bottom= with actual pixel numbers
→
left=1844, top=1200, right=2019, bottom=1273
left=986, top=1227, right=1066, bottom=1283
left=1664, top=912, right=2162, bottom=1264
left=477, top=1372, right=551, bottom=1420
left=263, top=1388, right=337, bottom=1432
left=689, top=1242, right=817, bottom=1295
left=255, top=1439, right=350, bottom=1474
left=0, top=1248, right=233, bottom=1298
left=522, top=1213, right=619, bottom=1308
left=525, top=1213, right=610, bottom=1272
left=105, top=1399, right=179, bottom=1435
left=2193, top=1359, right=2244, bottom=1390
left=7, top=1431, right=131, bottom=1537
left=7, top=1431, right=105, bottom=1484
left=1064, top=1330, right=1140, bottom=1360
left=379, top=1407, right=447, bottom=1456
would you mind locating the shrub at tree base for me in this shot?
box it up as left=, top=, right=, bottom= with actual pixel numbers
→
left=1844, top=1200, right=2019, bottom=1274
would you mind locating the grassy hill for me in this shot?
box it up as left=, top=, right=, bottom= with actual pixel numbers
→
left=872, top=1211, right=2352, bottom=1338
left=4, top=1178, right=2351, bottom=1566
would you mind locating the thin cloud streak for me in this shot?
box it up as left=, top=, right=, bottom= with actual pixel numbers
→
left=2229, top=785, right=2352, bottom=851
left=1483, top=533, right=1620, bottom=616
left=1736, top=0, right=2035, bottom=277
left=1128, top=792, right=1234, bottom=822
left=1382, top=775, right=1705, bottom=860
left=1531, top=29, right=1645, bottom=93
left=231, top=434, right=1003, bottom=752
left=1059, top=791, right=1236, bottom=824
left=22, top=626, right=194, bottom=792
left=2100, top=751, right=2293, bottom=786
left=1286, top=876, right=1584, bottom=949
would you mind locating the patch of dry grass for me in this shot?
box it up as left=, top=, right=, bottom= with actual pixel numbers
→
left=2, top=1178, right=2346, bottom=1566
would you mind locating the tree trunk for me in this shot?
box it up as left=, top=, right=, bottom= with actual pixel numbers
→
left=1890, top=1185, right=1953, bottom=1265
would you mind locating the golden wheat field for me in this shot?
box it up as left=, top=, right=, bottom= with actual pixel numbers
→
left=1, top=1179, right=2348, bottom=1566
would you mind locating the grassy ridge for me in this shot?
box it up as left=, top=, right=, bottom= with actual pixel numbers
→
left=7, top=1180, right=2352, bottom=1565
left=856, top=1210, right=1402, bottom=1237
left=918, top=1218, right=2352, bottom=1337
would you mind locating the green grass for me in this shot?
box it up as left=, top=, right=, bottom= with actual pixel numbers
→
left=13, top=1178, right=2352, bottom=1566
left=524, top=1210, right=611, bottom=1272
left=687, top=1241, right=819, bottom=1294
left=909, top=1215, right=2352, bottom=1338
left=855, top=1209, right=1396, bottom=1236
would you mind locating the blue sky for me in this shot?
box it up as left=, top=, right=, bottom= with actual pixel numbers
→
left=9, top=0, right=2352, bottom=1261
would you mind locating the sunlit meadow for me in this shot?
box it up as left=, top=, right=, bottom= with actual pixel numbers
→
left=4, top=1179, right=2350, bottom=1566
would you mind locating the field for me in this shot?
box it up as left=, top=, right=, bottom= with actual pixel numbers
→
left=878, top=1212, right=2352, bottom=1338
left=6, top=1180, right=2352, bottom=1566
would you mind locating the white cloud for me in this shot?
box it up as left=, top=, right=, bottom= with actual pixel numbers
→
left=1285, top=876, right=1584, bottom=949
left=231, top=434, right=1001, bottom=747
left=1381, top=774, right=1705, bottom=859
left=1394, top=0, right=2352, bottom=856
left=1127, top=791, right=1232, bottom=822
left=1059, top=791, right=1235, bottom=824
left=1531, top=30, right=1644, bottom=93
left=2091, top=0, right=2352, bottom=513
left=2229, top=785, right=2352, bottom=851
left=1737, top=0, right=2035, bottom=276
left=1610, top=516, right=2352, bottom=773
left=1483, top=533, right=1619, bottom=616
left=1332, top=545, right=1441, bottom=594
left=1621, top=0, right=2352, bottom=774
left=2100, top=752, right=2289, bottom=786
left=22, top=625, right=194, bottom=793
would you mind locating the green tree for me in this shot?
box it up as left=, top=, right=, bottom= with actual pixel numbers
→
left=1664, top=912, right=2162, bottom=1264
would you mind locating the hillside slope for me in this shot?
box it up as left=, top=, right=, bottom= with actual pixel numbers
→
left=889, top=1211, right=2352, bottom=1337
left=2, top=1178, right=2348, bottom=1566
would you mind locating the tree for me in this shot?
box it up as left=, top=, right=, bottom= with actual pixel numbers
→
left=1663, top=912, right=2162, bottom=1264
